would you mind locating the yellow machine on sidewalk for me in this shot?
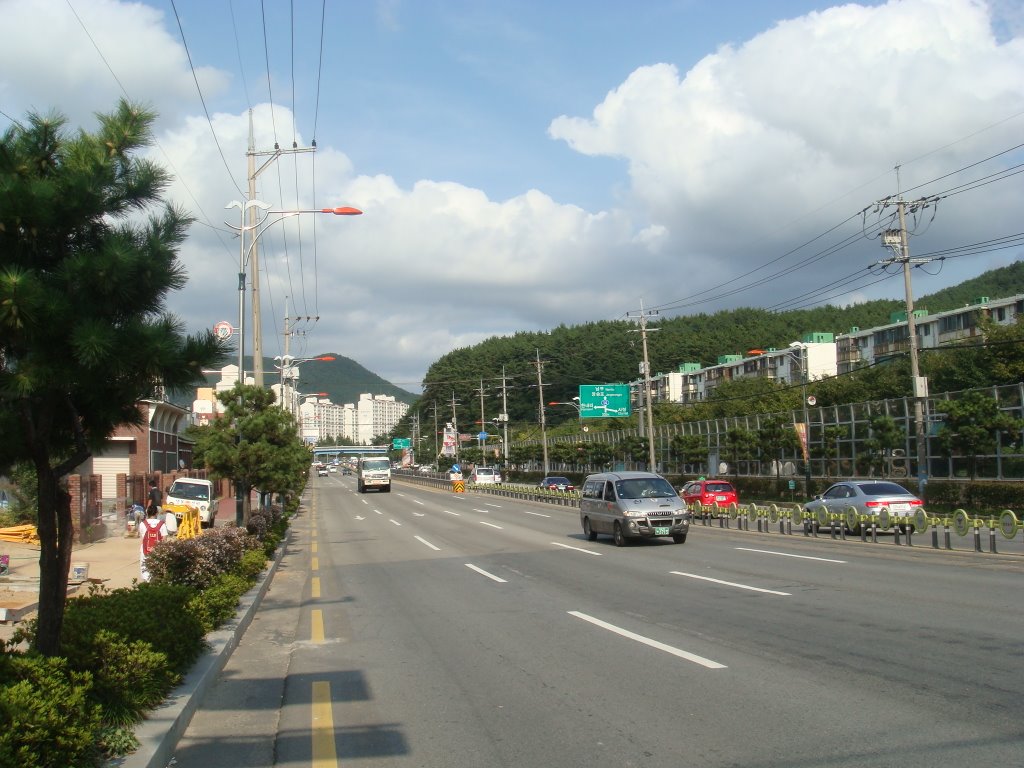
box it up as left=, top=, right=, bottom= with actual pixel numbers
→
left=164, top=504, right=202, bottom=540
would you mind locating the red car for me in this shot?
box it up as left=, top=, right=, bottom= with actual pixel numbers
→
left=681, top=479, right=739, bottom=509
left=538, top=476, right=575, bottom=492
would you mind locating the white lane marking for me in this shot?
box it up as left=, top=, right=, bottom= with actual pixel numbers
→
left=485, top=502, right=501, bottom=508
left=569, top=611, right=726, bottom=669
left=670, top=571, right=791, bottom=596
left=472, top=508, right=490, bottom=514
left=523, top=510, right=551, bottom=518
left=413, top=512, right=425, bottom=517
left=374, top=510, right=383, bottom=515
left=354, top=515, right=365, bottom=521
left=735, top=547, right=846, bottom=564
left=445, top=510, right=460, bottom=516
left=360, top=499, right=369, bottom=505
left=479, top=521, right=504, bottom=530
left=552, top=542, right=602, bottom=556
left=466, top=564, right=507, bottom=583
left=413, top=499, right=425, bottom=505
left=416, top=536, right=440, bottom=551
left=390, top=519, right=402, bottom=526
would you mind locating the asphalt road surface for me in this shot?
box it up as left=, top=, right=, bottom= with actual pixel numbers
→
left=170, top=474, right=1024, bottom=767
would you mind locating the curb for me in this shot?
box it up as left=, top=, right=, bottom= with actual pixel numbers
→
left=105, top=525, right=292, bottom=768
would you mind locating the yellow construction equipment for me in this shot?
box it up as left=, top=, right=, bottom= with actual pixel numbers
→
left=164, top=504, right=202, bottom=540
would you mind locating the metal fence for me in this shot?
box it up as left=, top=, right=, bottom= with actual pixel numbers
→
left=393, top=473, right=1024, bottom=556
left=524, top=382, right=1024, bottom=481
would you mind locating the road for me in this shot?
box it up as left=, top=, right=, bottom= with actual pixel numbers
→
left=170, top=474, right=1024, bottom=767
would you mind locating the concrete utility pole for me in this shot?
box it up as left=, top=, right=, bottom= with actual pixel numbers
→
left=627, top=301, right=659, bottom=471
left=534, top=349, right=550, bottom=476
left=245, top=110, right=316, bottom=387
left=874, top=184, right=938, bottom=498
left=498, top=366, right=510, bottom=467
left=451, top=391, right=461, bottom=462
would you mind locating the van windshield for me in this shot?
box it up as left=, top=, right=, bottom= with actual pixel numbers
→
left=168, top=482, right=209, bottom=501
left=362, top=459, right=390, bottom=471
left=616, top=478, right=676, bottom=499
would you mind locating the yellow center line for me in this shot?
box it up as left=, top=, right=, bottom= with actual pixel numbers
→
left=312, top=556, right=319, bottom=572
left=311, top=541, right=318, bottom=553
left=311, top=609, right=325, bottom=643
left=312, top=576, right=321, bottom=599
left=312, top=681, right=337, bottom=766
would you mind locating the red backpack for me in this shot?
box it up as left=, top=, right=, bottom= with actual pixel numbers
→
left=141, top=518, right=164, bottom=556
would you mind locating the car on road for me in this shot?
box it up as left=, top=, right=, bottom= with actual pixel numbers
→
left=804, top=480, right=924, bottom=533
left=680, top=479, right=739, bottom=509
left=579, top=471, right=690, bottom=546
left=316, top=466, right=328, bottom=477
left=165, top=477, right=219, bottom=528
left=328, top=465, right=337, bottom=473
left=538, top=476, right=575, bottom=492
left=470, top=466, right=501, bottom=484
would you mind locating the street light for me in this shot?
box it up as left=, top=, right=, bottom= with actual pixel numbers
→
left=274, top=354, right=335, bottom=417
left=225, top=200, right=362, bottom=391
left=224, top=200, right=360, bottom=525
left=788, top=342, right=813, bottom=497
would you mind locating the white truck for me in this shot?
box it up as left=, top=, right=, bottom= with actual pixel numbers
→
left=356, top=456, right=391, bottom=493
left=164, top=477, right=218, bottom=528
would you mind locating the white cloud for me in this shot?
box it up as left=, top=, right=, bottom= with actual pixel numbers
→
left=549, top=0, right=1024, bottom=255
left=4, top=0, right=1024, bottom=390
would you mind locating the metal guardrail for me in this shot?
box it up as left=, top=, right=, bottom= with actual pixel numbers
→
left=392, top=473, right=1022, bottom=555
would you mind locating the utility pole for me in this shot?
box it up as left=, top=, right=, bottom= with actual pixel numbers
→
left=534, top=349, right=549, bottom=475
left=874, top=184, right=938, bottom=498
left=451, top=391, right=461, bottom=463
left=476, top=378, right=487, bottom=461
left=627, top=301, right=659, bottom=471
left=245, top=110, right=316, bottom=387
left=497, top=366, right=511, bottom=468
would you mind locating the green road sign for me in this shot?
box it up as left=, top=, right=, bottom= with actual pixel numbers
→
left=392, top=438, right=411, bottom=449
left=578, top=384, right=632, bottom=419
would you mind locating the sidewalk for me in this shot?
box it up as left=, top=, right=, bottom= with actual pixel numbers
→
left=0, top=528, right=143, bottom=640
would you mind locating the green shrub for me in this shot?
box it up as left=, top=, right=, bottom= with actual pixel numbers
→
left=60, top=582, right=204, bottom=675
left=81, top=629, right=178, bottom=726
left=0, top=653, right=102, bottom=768
left=187, top=572, right=252, bottom=633
left=146, top=527, right=260, bottom=590
left=234, top=548, right=268, bottom=582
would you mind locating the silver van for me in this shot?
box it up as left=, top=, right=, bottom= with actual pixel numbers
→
left=579, top=471, right=690, bottom=546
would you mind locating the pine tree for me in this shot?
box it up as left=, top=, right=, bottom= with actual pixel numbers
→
left=0, top=100, right=227, bottom=655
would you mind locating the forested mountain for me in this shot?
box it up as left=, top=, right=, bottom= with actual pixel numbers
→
left=171, top=354, right=416, bottom=408
left=409, top=260, right=1024, bottom=431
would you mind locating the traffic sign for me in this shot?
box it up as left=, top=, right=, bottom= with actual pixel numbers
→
left=213, top=320, right=233, bottom=340
left=392, top=438, right=411, bottom=449
left=578, top=384, right=632, bottom=418
left=477, top=431, right=489, bottom=441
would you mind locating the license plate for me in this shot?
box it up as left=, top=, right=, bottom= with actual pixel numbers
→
left=654, top=526, right=670, bottom=535
left=890, top=503, right=909, bottom=512
left=715, top=495, right=727, bottom=501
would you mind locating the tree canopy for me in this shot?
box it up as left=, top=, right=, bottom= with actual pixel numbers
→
left=0, top=100, right=227, bottom=655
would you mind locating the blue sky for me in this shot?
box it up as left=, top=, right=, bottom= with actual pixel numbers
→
left=3, top=0, right=1024, bottom=391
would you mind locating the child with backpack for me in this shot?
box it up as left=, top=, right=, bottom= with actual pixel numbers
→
left=139, top=505, right=168, bottom=582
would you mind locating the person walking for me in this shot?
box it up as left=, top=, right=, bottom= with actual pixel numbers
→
left=146, top=478, right=162, bottom=516
left=138, top=505, right=168, bottom=582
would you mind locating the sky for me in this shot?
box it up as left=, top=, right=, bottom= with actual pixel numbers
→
left=3, top=0, right=1024, bottom=394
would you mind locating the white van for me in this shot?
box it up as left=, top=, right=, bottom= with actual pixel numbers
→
left=579, top=471, right=690, bottom=546
left=165, top=478, right=218, bottom=528
left=471, top=467, right=500, bottom=485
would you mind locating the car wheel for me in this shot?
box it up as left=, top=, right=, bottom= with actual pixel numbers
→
left=672, top=533, right=687, bottom=544
left=613, top=522, right=626, bottom=547
left=583, top=517, right=597, bottom=541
